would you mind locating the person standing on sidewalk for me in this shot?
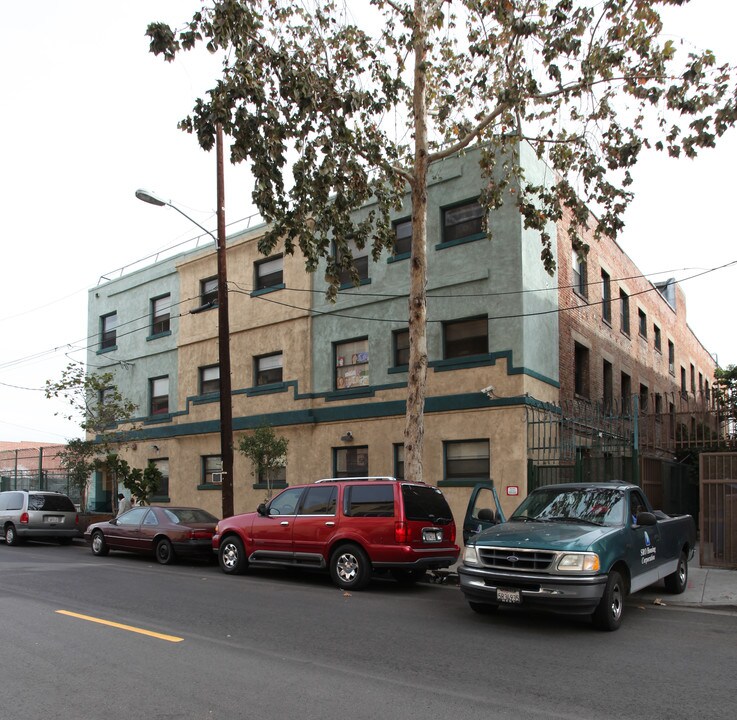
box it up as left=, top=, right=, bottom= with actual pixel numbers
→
left=117, top=493, right=132, bottom=516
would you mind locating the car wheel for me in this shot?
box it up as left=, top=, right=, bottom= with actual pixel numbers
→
left=155, top=538, right=175, bottom=565
left=330, top=544, right=371, bottom=590
left=4, top=524, right=19, bottom=546
left=469, top=601, right=499, bottom=615
left=663, top=551, right=688, bottom=594
left=219, top=536, right=247, bottom=575
left=91, top=530, right=109, bottom=556
left=592, top=569, right=625, bottom=631
left=392, top=569, right=426, bottom=585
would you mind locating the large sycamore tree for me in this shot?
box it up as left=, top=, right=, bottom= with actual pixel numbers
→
left=147, top=0, right=736, bottom=484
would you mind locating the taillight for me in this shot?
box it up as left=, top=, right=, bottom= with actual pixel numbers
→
left=75, top=514, right=80, bottom=526
left=394, top=521, right=409, bottom=544
left=20, top=512, right=29, bottom=524
left=190, top=529, right=213, bottom=540
left=447, top=523, right=456, bottom=544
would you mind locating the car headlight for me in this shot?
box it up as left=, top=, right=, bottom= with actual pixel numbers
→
left=557, top=553, right=600, bottom=572
left=463, top=545, right=480, bottom=566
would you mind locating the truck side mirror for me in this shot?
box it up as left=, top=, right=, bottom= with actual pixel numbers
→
left=257, top=503, right=268, bottom=517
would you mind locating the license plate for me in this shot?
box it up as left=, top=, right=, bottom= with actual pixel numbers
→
left=45, top=516, right=61, bottom=524
left=497, top=588, right=521, bottom=604
left=422, top=528, right=443, bottom=543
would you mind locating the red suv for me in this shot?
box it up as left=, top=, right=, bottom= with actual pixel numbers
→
left=212, top=477, right=459, bottom=590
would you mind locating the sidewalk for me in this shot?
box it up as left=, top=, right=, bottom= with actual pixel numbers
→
left=631, top=549, right=737, bottom=611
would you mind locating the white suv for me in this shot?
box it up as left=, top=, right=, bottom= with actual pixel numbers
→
left=0, top=490, right=80, bottom=545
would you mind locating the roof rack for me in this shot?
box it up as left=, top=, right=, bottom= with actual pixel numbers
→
left=314, top=476, right=398, bottom=484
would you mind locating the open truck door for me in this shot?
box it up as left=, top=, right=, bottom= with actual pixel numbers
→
left=463, top=482, right=506, bottom=544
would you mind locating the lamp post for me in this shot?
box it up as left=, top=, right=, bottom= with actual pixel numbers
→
left=136, top=124, right=234, bottom=518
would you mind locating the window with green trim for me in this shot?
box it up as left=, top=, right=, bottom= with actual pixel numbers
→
left=444, top=440, right=489, bottom=480
left=442, top=200, right=483, bottom=244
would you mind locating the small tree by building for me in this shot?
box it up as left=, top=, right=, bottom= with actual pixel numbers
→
left=46, top=362, right=139, bottom=513
left=238, top=425, right=289, bottom=501
left=57, top=439, right=96, bottom=511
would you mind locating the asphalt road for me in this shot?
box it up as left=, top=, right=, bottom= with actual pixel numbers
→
left=1, top=541, right=735, bottom=720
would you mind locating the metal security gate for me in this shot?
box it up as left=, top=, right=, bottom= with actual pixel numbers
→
left=700, top=453, right=737, bottom=569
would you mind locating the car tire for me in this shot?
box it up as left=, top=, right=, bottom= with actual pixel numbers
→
left=330, top=544, right=371, bottom=590
left=663, top=551, right=688, bottom=594
left=392, top=569, right=426, bottom=585
left=4, top=524, right=20, bottom=546
left=592, top=569, right=625, bottom=631
left=155, top=538, right=175, bottom=565
left=91, top=530, right=109, bottom=556
left=468, top=601, right=499, bottom=615
left=219, top=536, right=247, bottom=575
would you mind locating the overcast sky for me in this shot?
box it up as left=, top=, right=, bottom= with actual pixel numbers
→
left=1, top=0, right=736, bottom=444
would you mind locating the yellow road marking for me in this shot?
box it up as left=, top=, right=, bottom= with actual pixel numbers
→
left=55, top=610, right=183, bottom=643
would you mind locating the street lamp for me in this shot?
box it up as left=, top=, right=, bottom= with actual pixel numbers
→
left=136, top=124, right=234, bottom=518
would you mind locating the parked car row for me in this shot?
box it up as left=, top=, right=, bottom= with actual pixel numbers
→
left=2, top=479, right=697, bottom=631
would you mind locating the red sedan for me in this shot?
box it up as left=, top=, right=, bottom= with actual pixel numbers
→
left=85, top=506, right=218, bottom=565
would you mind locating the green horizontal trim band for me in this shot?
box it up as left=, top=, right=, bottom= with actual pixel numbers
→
left=146, top=331, right=172, bottom=342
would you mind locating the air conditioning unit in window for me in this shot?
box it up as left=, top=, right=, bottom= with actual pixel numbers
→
left=211, top=472, right=225, bottom=484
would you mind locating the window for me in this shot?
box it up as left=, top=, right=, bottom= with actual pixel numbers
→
left=572, top=250, right=587, bottom=297
left=150, top=458, right=169, bottom=498
left=258, top=464, right=286, bottom=486
left=393, top=329, right=409, bottom=367
left=639, top=383, right=649, bottom=412
left=690, top=364, right=696, bottom=394
left=267, top=488, right=303, bottom=515
left=619, top=289, right=630, bottom=335
left=255, top=255, right=283, bottom=290
left=443, top=316, right=488, bottom=359
left=199, top=365, right=220, bottom=395
left=117, top=507, right=148, bottom=526
left=442, top=199, right=484, bottom=244
left=655, top=393, right=663, bottom=415
left=699, top=372, right=703, bottom=394
left=393, top=443, right=404, bottom=480
left=654, top=324, right=662, bottom=352
left=149, top=376, right=169, bottom=415
left=255, top=353, right=283, bottom=386
left=603, top=360, right=613, bottom=411
left=335, top=338, right=369, bottom=390
left=99, top=386, right=115, bottom=406
left=344, top=483, right=394, bottom=517
left=638, top=308, right=647, bottom=338
left=668, top=340, right=675, bottom=375
left=201, top=277, right=218, bottom=307
left=337, top=237, right=369, bottom=285
left=601, top=269, right=611, bottom=323
left=202, top=455, right=223, bottom=484
left=621, top=372, right=631, bottom=413
left=705, top=380, right=710, bottom=402
left=334, top=446, right=369, bottom=477
left=299, top=486, right=337, bottom=515
left=680, top=367, right=687, bottom=394
left=151, top=295, right=170, bottom=335
left=445, top=440, right=490, bottom=480
left=393, top=218, right=412, bottom=256
left=574, top=342, right=590, bottom=398
left=100, top=312, right=117, bottom=349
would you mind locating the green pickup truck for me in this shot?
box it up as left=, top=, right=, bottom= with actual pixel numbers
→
left=459, top=482, right=696, bottom=631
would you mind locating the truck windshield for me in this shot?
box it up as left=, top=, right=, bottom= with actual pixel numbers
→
left=510, top=488, right=626, bottom=527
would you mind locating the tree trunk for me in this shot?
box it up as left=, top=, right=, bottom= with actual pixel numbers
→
left=404, top=0, right=430, bottom=484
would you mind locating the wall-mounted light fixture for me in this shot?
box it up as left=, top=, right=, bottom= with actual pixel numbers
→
left=151, top=445, right=160, bottom=452
left=341, top=431, right=354, bottom=442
